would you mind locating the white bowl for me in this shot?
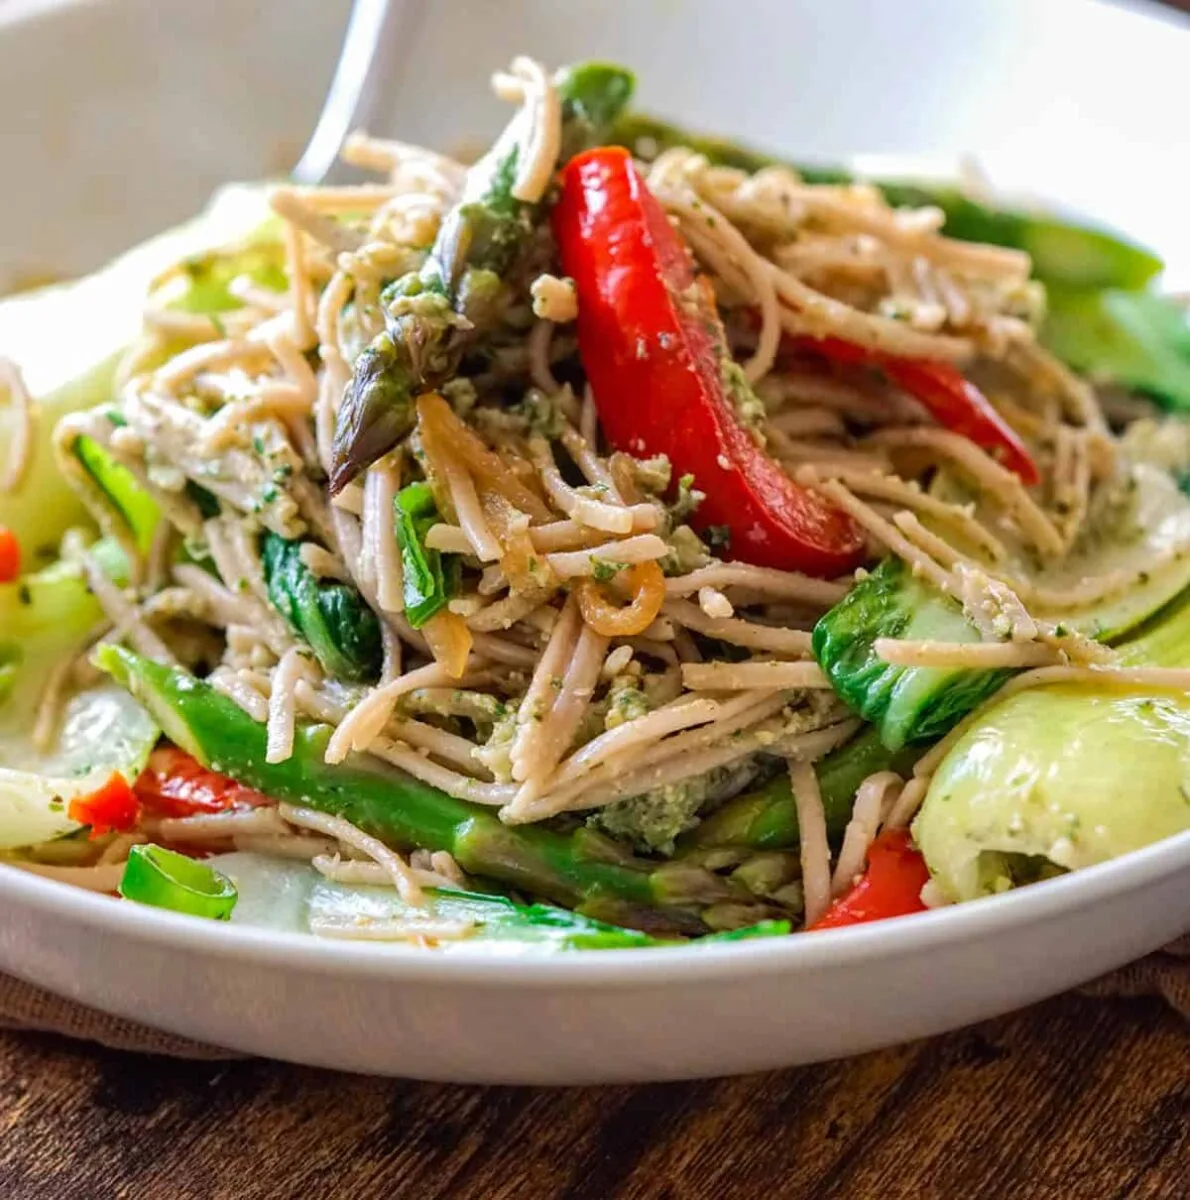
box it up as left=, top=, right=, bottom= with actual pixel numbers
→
left=0, top=0, right=1188, bottom=1082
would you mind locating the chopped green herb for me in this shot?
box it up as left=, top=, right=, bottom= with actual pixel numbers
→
left=590, top=557, right=629, bottom=583
left=670, top=472, right=705, bottom=524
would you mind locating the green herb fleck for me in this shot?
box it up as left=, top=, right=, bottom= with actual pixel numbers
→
left=669, top=472, right=704, bottom=523
left=590, top=557, right=628, bottom=583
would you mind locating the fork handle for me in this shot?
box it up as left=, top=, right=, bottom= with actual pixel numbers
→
left=291, top=0, right=425, bottom=186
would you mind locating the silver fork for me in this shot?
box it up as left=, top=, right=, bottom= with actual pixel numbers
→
left=291, top=0, right=427, bottom=187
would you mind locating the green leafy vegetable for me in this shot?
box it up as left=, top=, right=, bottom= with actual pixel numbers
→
left=915, top=588, right=1190, bottom=902
left=260, top=532, right=382, bottom=682
left=1043, top=288, right=1190, bottom=413
left=813, top=558, right=1008, bottom=751
left=813, top=463, right=1190, bottom=750
left=185, top=481, right=222, bottom=520
left=394, top=482, right=456, bottom=628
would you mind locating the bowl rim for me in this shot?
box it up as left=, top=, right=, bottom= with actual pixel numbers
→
left=2, top=828, right=1187, bottom=988
left=1, top=0, right=1187, bottom=994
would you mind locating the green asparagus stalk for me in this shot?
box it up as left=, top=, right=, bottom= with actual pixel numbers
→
left=681, top=728, right=923, bottom=851
left=426, top=62, right=636, bottom=300
left=610, top=113, right=1163, bottom=292
left=329, top=62, right=636, bottom=493
left=95, top=645, right=757, bottom=935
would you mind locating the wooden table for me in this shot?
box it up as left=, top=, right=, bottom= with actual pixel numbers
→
left=0, top=992, right=1186, bottom=1197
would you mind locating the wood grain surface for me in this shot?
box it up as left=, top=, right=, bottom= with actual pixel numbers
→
left=0, top=993, right=1186, bottom=1198
left=2, top=3, right=1190, bottom=1197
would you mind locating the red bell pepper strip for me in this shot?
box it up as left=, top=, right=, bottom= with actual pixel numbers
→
left=0, top=527, right=20, bottom=583
left=134, top=746, right=271, bottom=818
left=795, top=335, right=1040, bottom=486
left=809, top=829, right=931, bottom=931
left=554, top=146, right=864, bottom=577
left=68, top=772, right=141, bottom=838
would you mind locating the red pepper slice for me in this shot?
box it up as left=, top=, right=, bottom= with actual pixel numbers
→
left=809, top=829, right=931, bottom=931
left=0, top=527, right=20, bottom=584
left=796, top=335, right=1040, bottom=486
left=134, top=746, right=270, bottom=818
left=68, top=773, right=141, bottom=838
left=554, top=147, right=864, bottom=577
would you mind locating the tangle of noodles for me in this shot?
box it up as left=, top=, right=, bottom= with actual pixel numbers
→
left=13, top=52, right=1186, bottom=940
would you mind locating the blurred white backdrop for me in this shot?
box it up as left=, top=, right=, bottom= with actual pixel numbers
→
left=1, top=0, right=1186, bottom=287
